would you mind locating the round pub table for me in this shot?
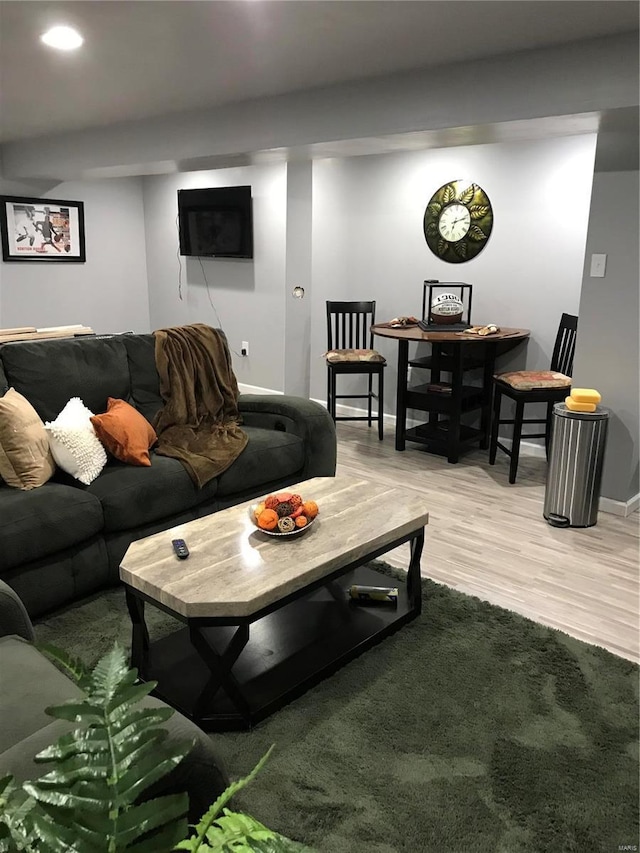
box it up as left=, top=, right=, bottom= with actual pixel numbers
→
left=372, top=324, right=530, bottom=463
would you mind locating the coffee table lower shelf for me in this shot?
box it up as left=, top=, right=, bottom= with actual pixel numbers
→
left=130, top=564, right=419, bottom=731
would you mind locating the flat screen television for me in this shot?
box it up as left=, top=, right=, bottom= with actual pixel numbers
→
left=177, top=185, right=253, bottom=259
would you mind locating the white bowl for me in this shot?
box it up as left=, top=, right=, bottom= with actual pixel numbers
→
left=249, top=505, right=316, bottom=537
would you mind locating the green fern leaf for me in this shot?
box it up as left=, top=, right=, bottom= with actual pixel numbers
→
left=25, top=642, right=190, bottom=852
left=42, top=699, right=105, bottom=724
left=115, top=749, right=191, bottom=804
left=37, top=643, right=91, bottom=687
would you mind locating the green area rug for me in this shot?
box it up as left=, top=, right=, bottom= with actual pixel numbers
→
left=35, top=564, right=639, bottom=853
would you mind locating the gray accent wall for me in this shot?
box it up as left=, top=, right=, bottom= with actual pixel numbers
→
left=309, top=135, right=597, bottom=417
left=142, top=163, right=287, bottom=392
left=572, top=170, right=639, bottom=504
left=0, top=176, right=150, bottom=334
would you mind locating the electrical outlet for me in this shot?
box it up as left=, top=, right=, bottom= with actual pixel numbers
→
left=241, top=340, right=249, bottom=357
left=590, top=253, right=607, bottom=277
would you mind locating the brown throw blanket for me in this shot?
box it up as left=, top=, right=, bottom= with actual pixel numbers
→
left=153, top=324, right=248, bottom=488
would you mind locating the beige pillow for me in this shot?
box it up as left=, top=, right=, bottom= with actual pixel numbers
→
left=0, top=388, right=55, bottom=490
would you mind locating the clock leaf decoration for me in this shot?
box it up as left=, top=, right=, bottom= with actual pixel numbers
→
left=468, top=225, right=488, bottom=242
left=423, top=179, right=493, bottom=263
left=442, top=185, right=456, bottom=204
left=469, top=205, right=490, bottom=220
left=457, top=185, right=476, bottom=205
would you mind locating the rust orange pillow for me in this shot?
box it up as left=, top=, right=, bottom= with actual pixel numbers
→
left=90, top=398, right=157, bottom=466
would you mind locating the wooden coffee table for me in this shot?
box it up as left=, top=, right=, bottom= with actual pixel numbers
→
left=120, top=475, right=428, bottom=730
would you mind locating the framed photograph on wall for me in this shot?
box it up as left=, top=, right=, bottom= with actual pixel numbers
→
left=0, top=196, right=86, bottom=262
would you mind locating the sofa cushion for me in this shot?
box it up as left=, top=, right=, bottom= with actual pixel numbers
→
left=91, top=398, right=157, bottom=466
left=325, top=348, right=386, bottom=364
left=85, top=454, right=218, bottom=533
left=120, top=333, right=164, bottom=424
left=45, top=397, right=107, bottom=485
left=216, top=425, right=304, bottom=497
left=0, top=482, right=104, bottom=572
left=0, top=359, right=8, bottom=395
left=0, top=635, right=83, bottom=754
left=0, top=388, right=55, bottom=489
left=495, top=370, right=572, bottom=390
left=0, top=336, right=131, bottom=423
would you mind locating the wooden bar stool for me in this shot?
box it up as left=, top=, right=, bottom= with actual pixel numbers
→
left=489, top=313, right=578, bottom=483
left=325, top=301, right=386, bottom=440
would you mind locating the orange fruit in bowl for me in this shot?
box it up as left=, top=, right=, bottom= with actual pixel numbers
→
left=302, top=500, right=319, bottom=519
left=257, top=508, right=279, bottom=530
left=295, top=515, right=308, bottom=528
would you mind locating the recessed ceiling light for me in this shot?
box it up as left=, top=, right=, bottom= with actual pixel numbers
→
left=40, top=26, right=84, bottom=51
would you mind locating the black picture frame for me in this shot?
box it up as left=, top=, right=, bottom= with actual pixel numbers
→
left=0, top=195, right=86, bottom=262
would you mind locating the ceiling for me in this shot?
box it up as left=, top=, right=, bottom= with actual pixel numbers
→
left=0, top=0, right=638, bottom=146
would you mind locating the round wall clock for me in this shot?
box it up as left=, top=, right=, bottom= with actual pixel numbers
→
left=423, top=180, right=493, bottom=263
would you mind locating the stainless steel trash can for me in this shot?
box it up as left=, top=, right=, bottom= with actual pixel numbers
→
left=543, top=403, right=609, bottom=528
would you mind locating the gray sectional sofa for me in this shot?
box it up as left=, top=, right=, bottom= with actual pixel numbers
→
left=0, top=331, right=336, bottom=618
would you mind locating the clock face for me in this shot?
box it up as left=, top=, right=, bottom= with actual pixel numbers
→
left=438, top=203, right=471, bottom=242
left=423, top=180, right=493, bottom=263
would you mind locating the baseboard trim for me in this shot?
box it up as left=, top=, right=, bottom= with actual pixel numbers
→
left=599, top=493, right=640, bottom=517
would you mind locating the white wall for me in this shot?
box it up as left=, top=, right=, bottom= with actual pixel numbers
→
left=310, top=134, right=597, bottom=410
left=573, top=171, right=639, bottom=504
left=142, top=163, right=287, bottom=390
left=0, top=177, right=150, bottom=333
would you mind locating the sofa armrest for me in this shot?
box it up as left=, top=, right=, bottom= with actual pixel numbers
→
left=0, top=579, right=35, bottom=642
left=238, top=395, right=337, bottom=479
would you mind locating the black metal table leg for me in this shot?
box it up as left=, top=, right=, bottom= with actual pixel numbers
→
left=125, top=589, right=150, bottom=677
left=189, top=622, right=251, bottom=723
left=406, top=530, right=424, bottom=615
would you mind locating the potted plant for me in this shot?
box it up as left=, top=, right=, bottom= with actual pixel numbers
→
left=0, top=644, right=314, bottom=852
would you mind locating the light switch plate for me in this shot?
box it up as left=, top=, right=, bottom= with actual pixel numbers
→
left=590, top=253, right=607, bottom=277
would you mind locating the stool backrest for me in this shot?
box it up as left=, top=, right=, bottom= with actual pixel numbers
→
left=550, top=313, right=578, bottom=376
left=326, top=301, right=376, bottom=351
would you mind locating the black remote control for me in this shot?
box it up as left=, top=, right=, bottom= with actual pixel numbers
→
left=171, top=538, right=189, bottom=559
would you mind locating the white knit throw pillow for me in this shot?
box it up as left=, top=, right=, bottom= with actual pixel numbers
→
left=45, top=397, right=107, bottom=485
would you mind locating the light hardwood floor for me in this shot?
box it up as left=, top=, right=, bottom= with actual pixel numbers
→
left=335, top=422, right=639, bottom=663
